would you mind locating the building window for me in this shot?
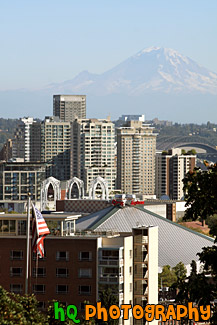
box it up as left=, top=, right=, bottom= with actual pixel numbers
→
left=10, top=267, right=23, bottom=277
left=56, top=251, right=69, bottom=261
left=10, top=250, right=23, bottom=260
left=18, top=221, right=26, bottom=235
left=130, top=283, right=132, bottom=292
left=78, top=268, right=92, bottom=278
left=56, top=285, right=68, bottom=294
left=79, top=251, right=92, bottom=261
left=10, top=284, right=23, bottom=294
left=79, top=285, right=91, bottom=296
left=33, top=267, right=46, bottom=277
left=56, top=268, right=69, bottom=278
left=33, top=284, right=45, bottom=294
left=0, top=220, right=16, bottom=235
left=101, top=249, right=119, bottom=260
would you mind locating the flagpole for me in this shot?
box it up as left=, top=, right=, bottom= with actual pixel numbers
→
left=25, top=193, right=31, bottom=295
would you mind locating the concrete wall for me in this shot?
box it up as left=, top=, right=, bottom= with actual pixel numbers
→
left=145, top=204, right=167, bottom=218
left=123, top=236, right=133, bottom=324
left=148, top=226, right=158, bottom=325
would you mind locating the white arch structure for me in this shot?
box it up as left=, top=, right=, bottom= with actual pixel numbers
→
left=66, top=177, right=84, bottom=199
left=89, top=176, right=109, bottom=200
left=41, top=177, right=61, bottom=211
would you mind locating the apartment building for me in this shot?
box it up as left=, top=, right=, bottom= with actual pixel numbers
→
left=119, top=114, right=145, bottom=122
left=0, top=161, right=46, bottom=202
left=40, top=116, right=71, bottom=180
left=133, top=227, right=158, bottom=325
left=0, top=212, right=158, bottom=324
left=30, top=121, right=42, bottom=162
left=12, top=117, right=34, bottom=162
left=71, top=118, right=116, bottom=194
left=53, top=95, right=86, bottom=122
left=117, top=121, right=157, bottom=195
left=155, top=148, right=196, bottom=200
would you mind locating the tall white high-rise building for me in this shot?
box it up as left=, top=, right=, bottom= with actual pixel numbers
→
left=117, top=120, right=157, bottom=196
left=40, top=116, right=71, bottom=180
left=71, top=118, right=116, bottom=195
left=12, top=117, right=34, bottom=162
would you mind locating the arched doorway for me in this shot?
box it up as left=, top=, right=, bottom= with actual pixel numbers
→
left=47, top=183, right=54, bottom=201
left=40, top=177, right=61, bottom=211
left=95, top=182, right=103, bottom=199
left=70, top=183, right=79, bottom=199
left=89, top=176, right=109, bottom=200
left=66, top=177, right=84, bottom=200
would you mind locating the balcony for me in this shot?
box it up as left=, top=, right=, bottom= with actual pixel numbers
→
left=99, top=259, right=119, bottom=266
left=134, top=271, right=148, bottom=279
left=99, top=275, right=119, bottom=284
left=134, top=287, right=148, bottom=296
left=134, top=255, right=148, bottom=263
left=134, top=236, right=148, bottom=244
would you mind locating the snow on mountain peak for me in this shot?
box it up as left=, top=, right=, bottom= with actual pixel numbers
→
left=163, top=48, right=190, bottom=64
left=134, top=46, right=190, bottom=65
left=135, top=46, right=161, bottom=56
left=44, top=46, right=217, bottom=96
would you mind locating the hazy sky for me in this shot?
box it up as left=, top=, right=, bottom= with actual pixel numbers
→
left=0, top=0, right=217, bottom=90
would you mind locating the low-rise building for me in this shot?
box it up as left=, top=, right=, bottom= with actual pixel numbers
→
left=0, top=212, right=158, bottom=324
left=0, top=161, right=46, bottom=206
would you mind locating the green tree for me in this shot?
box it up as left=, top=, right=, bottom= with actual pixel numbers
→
left=0, top=286, right=46, bottom=324
left=187, top=149, right=197, bottom=155
left=172, top=262, right=187, bottom=285
left=183, top=163, right=217, bottom=223
left=46, top=300, right=76, bottom=324
left=97, top=289, right=119, bottom=325
left=182, top=162, right=217, bottom=323
left=176, top=260, right=213, bottom=306
left=206, top=214, right=217, bottom=238
left=79, top=300, right=96, bottom=325
left=158, top=265, right=177, bottom=288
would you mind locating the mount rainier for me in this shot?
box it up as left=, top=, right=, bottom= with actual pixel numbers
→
left=47, top=47, right=217, bottom=96
left=1, top=47, right=217, bottom=122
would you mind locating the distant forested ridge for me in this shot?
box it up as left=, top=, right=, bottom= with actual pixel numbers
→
left=0, top=118, right=19, bottom=150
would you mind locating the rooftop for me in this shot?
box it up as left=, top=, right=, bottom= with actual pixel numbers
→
left=76, top=205, right=214, bottom=268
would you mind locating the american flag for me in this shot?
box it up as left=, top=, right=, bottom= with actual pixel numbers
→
left=32, top=204, right=50, bottom=258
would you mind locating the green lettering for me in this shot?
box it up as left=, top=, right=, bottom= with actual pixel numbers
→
left=67, top=305, right=80, bottom=323
left=54, top=302, right=65, bottom=321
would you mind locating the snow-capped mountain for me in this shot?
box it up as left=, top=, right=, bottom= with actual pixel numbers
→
left=1, top=47, right=217, bottom=122
left=46, top=47, right=217, bottom=95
